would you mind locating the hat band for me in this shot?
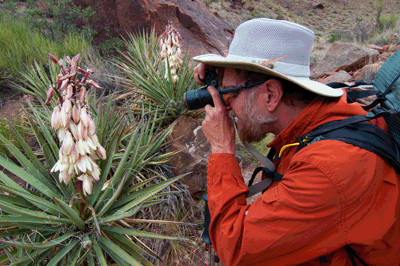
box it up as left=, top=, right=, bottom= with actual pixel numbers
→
left=226, top=54, right=310, bottom=77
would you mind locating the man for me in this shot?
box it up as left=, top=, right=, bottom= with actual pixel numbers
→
left=193, top=18, right=400, bottom=265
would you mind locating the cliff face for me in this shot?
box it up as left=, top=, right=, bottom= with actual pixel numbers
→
left=73, top=0, right=234, bottom=57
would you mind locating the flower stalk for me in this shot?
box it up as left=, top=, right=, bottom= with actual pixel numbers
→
left=46, top=53, right=106, bottom=196
left=159, top=23, right=183, bottom=84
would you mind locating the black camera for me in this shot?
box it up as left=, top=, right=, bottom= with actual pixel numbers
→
left=183, top=67, right=268, bottom=110
left=183, top=67, right=221, bottom=110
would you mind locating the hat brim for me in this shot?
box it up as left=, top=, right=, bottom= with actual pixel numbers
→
left=194, top=54, right=343, bottom=98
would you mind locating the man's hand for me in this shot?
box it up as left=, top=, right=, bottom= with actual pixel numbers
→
left=202, top=86, right=236, bottom=154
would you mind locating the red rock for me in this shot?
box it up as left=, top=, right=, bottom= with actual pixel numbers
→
left=388, top=45, right=400, bottom=53
left=73, top=0, right=233, bottom=58
left=352, top=62, right=383, bottom=83
left=383, top=45, right=390, bottom=51
left=310, top=42, right=379, bottom=80
left=368, top=44, right=384, bottom=53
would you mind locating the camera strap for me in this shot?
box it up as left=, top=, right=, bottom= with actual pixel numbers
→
left=233, top=120, right=278, bottom=197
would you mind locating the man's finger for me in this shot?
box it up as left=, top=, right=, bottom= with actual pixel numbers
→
left=194, top=63, right=208, bottom=84
left=208, top=86, right=225, bottom=110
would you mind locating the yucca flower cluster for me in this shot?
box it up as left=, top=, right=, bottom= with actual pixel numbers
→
left=45, top=53, right=106, bottom=196
left=159, top=23, right=183, bottom=83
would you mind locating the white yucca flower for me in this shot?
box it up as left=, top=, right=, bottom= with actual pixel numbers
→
left=46, top=53, right=106, bottom=196
left=159, top=23, right=183, bottom=83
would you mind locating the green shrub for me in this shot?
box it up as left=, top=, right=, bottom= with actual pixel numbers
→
left=378, top=14, right=399, bottom=30
left=23, top=0, right=96, bottom=43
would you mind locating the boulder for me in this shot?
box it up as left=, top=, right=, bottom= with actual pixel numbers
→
left=310, top=42, right=379, bottom=80
left=323, top=70, right=353, bottom=84
left=73, top=0, right=233, bottom=57
left=352, top=61, right=383, bottom=83
left=388, top=45, right=400, bottom=53
left=378, top=51, right=393, bottom=62
left=167, top=115, right=211, bottom=198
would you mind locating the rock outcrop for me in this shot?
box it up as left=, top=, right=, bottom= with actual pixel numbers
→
left=311, top=42, right=379, bottom=80
left=73, top=0, right=234, bottom=57
left=167, top=115, right=211, bottom=198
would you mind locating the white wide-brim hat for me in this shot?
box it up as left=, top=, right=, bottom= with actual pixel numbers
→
left=193, top=18, right=343, bottom=97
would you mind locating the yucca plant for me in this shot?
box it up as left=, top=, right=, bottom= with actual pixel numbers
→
left=113, top=25, right=197, bottom=121
left=0, top=54, right=188, bottom=265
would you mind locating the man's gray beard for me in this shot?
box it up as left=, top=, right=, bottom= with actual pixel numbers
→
left=234, top=90, right=277, bottom=143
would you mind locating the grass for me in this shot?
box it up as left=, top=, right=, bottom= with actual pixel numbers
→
left=0, top=16, right=90, bottom=82
left=0, top=117, right=28, bottom=158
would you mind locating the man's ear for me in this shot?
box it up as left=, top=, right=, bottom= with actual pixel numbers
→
left=258, top=79, right=283, bottom=112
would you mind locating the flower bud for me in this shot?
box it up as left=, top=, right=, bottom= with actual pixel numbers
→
left=76, top=140, right=86, bottom=156
left=87, top=80, right=101, bottom=89
left=62, top=132, right=75, bottom=155
left=49, top=53, right=60, bottom=65
left=66, top=85, right=73, bottom=99
left=78, top=121, right=87, bottom=140
left=77, top=156, right=87, bottom=173
left=71, top=104, right=80, bottom=124
left=88, top=117, right=96, bottom=136
left=59, top=79, right=68, bottom=91
left=80, top=107, right=89, bottom=128
left=79, top=86, right=87, bottom=103
left=51, top=106, right=62, bottom=130
left=58, top=128, right=67, bottom=143
left=69, top=122, right=79, bottom=141
left=96, top=145, right=107, bottom=160
left=82, top=174, right=93, bottom=195
left=45, top=87, right=54, bottom=105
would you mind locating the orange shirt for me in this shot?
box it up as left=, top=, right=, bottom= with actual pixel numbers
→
left=207, top=92, right=400, bottom=266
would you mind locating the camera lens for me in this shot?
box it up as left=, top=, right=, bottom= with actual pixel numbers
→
left=183, top=87, right=213, bottom=110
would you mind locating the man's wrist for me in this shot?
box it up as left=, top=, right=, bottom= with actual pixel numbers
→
left=211, top=147, right=235, bottom=154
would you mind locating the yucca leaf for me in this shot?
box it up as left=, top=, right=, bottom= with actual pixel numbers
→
left=121, top=176, right=158, bottom=197
left=0, top=184, right=65, bottom=215
left=88, top=126, right=122, bottom=206
left=0, top=157, right=58, bottom=199
left=0, top=249, right=17, bottom=265
left=97, top=174, right=128, bottom=218
left=0, top=200, right=71, bottom=223
left=27, top=101, right=59, bottom=161
left=118, top=175, right=184, bottom=213
left=94, top=119, right=143, bottom=212
left=26, top=113, right=56, bottom=167
left=106, top=232, right=153, bottom=266
left=7, top=117, right=59, bottom=184
left=0, top=194, right=36, bottom=209
left=99, top=237, right=142, bottom=266
left=93, top=241, right=108, bottom=266
left=0, top=232, right=77, bottom=250
left=102, top=225, right=186, bottom=241
left=88, top=253, right=96, bottom=266
left=52, top=197, right=85, bottom=230
left=0, top=133, right=58, bottom=195
left=0, top=229, right=30, bottom=238
left=9, top=249, right=49, bottom=266
left=99, top=205, right=141, bottom=224
left=1, top=223, right=62, bottom=233
left=69, top=245, right=83, bottom=266
left=0, top=216, right=65, bottom=227
left=47, top=238, right=79, bottom=266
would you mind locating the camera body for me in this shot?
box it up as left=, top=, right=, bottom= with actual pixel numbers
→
left=183, top=67, right=223, bottom=110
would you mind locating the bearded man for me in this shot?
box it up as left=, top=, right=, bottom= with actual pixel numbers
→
left=193, top=18, right=400, bottom=266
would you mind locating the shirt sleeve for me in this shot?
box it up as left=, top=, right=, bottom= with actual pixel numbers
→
left=207, top=154, right=342, bottom=266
